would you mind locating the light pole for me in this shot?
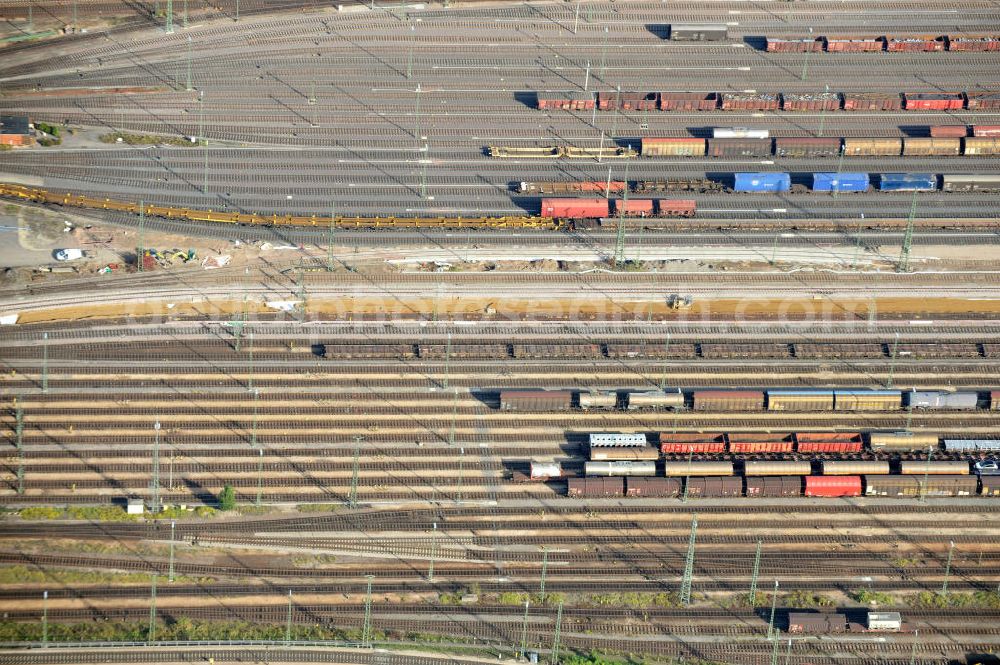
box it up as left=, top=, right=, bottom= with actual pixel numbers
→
left=407, top=23, right=415, bottom=79
left=42, top=591, right=48, bottom=647
left=168, top=520, right=175, bottom=582
left=600, top=26, right=609, bottom=80
left=256, top=448, right=264, bottom=507
left=185, top=36, right=192, bottom=91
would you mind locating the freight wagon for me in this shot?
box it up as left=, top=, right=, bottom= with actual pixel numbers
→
left=670, top=24, right=728, bottom=41
left=579, top=392, right=618, bottom=410
left=659, top=433, right=727, bottom=454
left=834, top=390, right=901, bottom=411
left=566, top=474, right=1000, bottom=498
left=767, top=389, right=835, bottom=411
left=821, top=461, right=891, bottom=475
left=869, top=432, right=941, bottom=451
left=879, top=174, right=937, bottom=192
left=812, top=173, right=869, bottom=193
left=907, top=390, right=979, bottom=409
left=728, top=433, right=795, bottom=454
left=943, top=439, right=1000, bottom=452
left=499, top=390, right=573, bottom=411
left=764, top=34, right=998, bottom=52
left=942, top=175, right=1000, bottom=192
left=625, top=477, right=682, bottom=497
left=774, top=137, right=841, bottom=158
left=795, top=432, right=864, bottom=453
left=530, top=462, right=563, bottom=480
left=519, top=181, right=627, bottom=195
left=899, top=461, right=971, bottom=475
left=693, top=390, right=765, bottom=411
left=713, top=127, right=770, bottom=139
left=584, top=461, right=657, bottom=477
left=537, top=91, right=595, bottom=110
left=589, top=433, right=647, bottom=448
left=589, top=447, right=661, bottom=461
left=743, top=461, right=812, bottom=476
left=663, top=461, right=734, bottom=477
left=626, top=390, right=684, bottom=410
left=734, top=173, right=790, bottom=193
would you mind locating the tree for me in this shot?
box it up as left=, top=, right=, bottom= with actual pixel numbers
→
left=218, top=484, right=236, bottom=511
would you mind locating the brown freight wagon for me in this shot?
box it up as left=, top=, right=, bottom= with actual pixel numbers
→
left=537, top=92, right=595, bottom=111
left=774, top=137, right=841, bottom=158
left=567, top=477, right=624, bottom=498
left=929, top=125, right=969, bottom=138
left=902, top=138, right=962, bottom=156
left=766, top=38, right=824, bottom=53
left=659, top=92, right=719, bottom=111
left=685, top=476, right=742, bottom=498
left=692, top=390, right=765, bottom=411
left=886, top=37, right=946, bottom=52
left=705, top=138, right=772, bottom=158
left=598, top=91, right=658, bottom=111
left=745, top=476, right=802, bottom=497
left=825, top=37, right=885, bottom=52
left=788, top=612, right=848, bottom=633
left=973, top=125, right=1000, bottom=137
left=965, top=92, right=1000, bottom=111
left=720, top=93, right=780, bottom=111
left=842, top=93, right=902, bottom=111
left=963, top=137, right=1000, bottom=155
left=642, top=137, right=707, bottom=157
left=948, top=37, right=1000, bottom=52
left=625, top=477, right=682, bottom=497
left=781, top=93, right=841, bottom=112
left=499, top=390, right=574, bottom=411
left=843, top=138, right=903, bottom=156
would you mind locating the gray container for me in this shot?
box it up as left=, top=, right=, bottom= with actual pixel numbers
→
left=670, top=24, right=727, bottom=41
left=626, top=390, right=684, bottom=410
left=579, top=392, right=618, bottom=410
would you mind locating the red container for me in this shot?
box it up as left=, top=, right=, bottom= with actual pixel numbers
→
left=929, top=125, right=969, bottom=138
left=615, top=199, right=654, bottom=217
left=658, top=199, right=696, bottom=217
left=795, top=432, right=864, bottom=453
left=728, top=434, right=795, bottom=454
left=904, top=93, right=965, bottom=111
left=948, top=37, right=1000, bottom=52
left=540, top=198, right=609, bottom=219
left=966, top=93, right=1000, bottom=110
left=843, top=93, right=902, bottom=111
left=887, top=37, right=945, bottom=52
left=659, top=92, right=719, bottom=111
left=973, top=125, right=1000, bottom=137
left=825, top=38, right=884, bottom=52
left=804, top=475, right=862, bottom=497
left=766, top=38, right=824, bottom=53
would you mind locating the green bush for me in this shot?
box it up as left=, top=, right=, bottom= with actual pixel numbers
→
left=218, top=484, right=236, bottom=510
left=853, top=589, right=895, bottom=606
left=19, top=506, right=62, bottom=520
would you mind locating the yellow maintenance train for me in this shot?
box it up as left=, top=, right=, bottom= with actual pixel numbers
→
left=0, top=183, right=563, bottom=230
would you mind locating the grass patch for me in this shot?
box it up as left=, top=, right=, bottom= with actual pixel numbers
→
left=99, top=131, right=196, bottom=147
left=0, top=619, right=382, bottom=643
left=909, top=591, right=1000, bottom=609
left=584, top=592, right=681, bottom=609
left=892, top=557, right=920, bottom=568
left=297, top=503, right=342, bottom=513
left=852, top=589, right=895, bottom=606
left=17, top=505, right=217, bottom=522
left=0, top=565, right=207, bottom=586
left=783, top=590, right=836, bottom=608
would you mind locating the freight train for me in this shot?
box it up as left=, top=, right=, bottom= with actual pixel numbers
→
left=536, top=90, right=1000, bottom=112
left=640, top=136, right=1000, bottom=159
left=766, top=35, right=1000, bottom=52
left=499, top=388, right=1000, bottom=413
left=566, top=474, right=1000, bottom=498
left=580, top=458, right=996, bottom=477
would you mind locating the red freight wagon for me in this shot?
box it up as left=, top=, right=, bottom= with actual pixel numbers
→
left=658, top=92, right=719, bottom=111
left=903, top=93, right=965, bottom=111
left=660, top=433, right=727, bottom=454
left=766, top=38, right=824, bottom=53
left=965, top=93, right=1000, bottom=110
left=948, top=37, right=1000, bottom=52
left=795, top=432, right=864, bottom=453
left=825, top=37, right=885, bottom=52
left=929, top=125, right=969, bottom=138
left=973, top=125, right=1000, bottom=137
left=728, top=433, right=795, bottom=454
left=537, top=92, right=595, bottom=111
left=804, top=475, right=862, bottom=497
left=540, top=198, right=609, bottom=219
left=843, top=93, right=902, bottom=111
left=615, top=199, right=654, bottom=217
left=598, top=91, right=658, bottom=111
left=887, top=37, right=946, bottom=52
left=659, top=199, right=696, bottom=217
